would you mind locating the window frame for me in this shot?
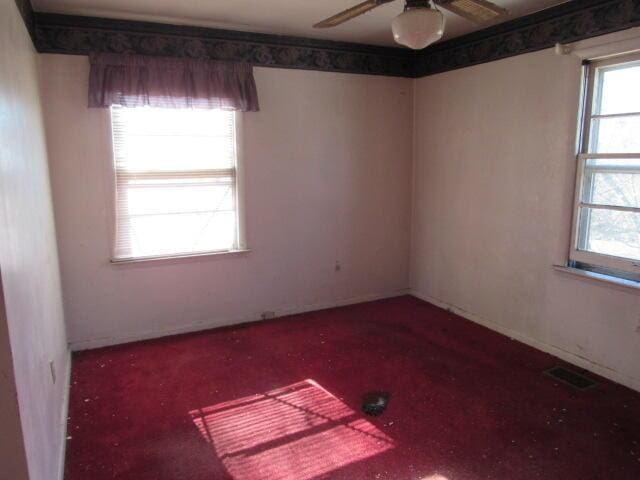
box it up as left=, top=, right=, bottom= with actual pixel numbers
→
left=569, top=52, right=640, bottom=277
left=105, top=107, right=248, bottom=264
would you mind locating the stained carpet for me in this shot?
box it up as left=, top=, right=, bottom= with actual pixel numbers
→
left=64, top=296, right=640, bottom=479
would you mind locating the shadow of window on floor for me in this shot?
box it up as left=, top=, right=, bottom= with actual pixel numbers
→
left=189, top=379, right=395, bottom=480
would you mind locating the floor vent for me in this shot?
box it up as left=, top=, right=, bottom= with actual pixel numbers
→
left=543, top=366, right=597, bottom=390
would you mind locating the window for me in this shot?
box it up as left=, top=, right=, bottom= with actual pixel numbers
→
left=110, top=107, right=244, bottom=261
left=571, top=53, right=640, bottom=279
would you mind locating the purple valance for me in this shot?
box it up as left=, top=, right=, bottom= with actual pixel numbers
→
left=88, top=53, right=259, bottom=111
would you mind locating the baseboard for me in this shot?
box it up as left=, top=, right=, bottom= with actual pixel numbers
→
left=70, top=289, right=410, bottom=351
left=57, top=349, right=72, bottom=480
left=409, top=289, right=640, bottom=393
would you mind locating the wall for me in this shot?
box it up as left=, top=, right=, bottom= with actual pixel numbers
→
left=411, top=46, right=640, bottom=391
left=0, top=275, right=29, bottom=480
left=0, top=1, right=70, bottom=479
left=39, top=54, right=414, bottom=349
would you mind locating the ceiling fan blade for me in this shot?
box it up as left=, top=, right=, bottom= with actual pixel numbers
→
left=314, top=0, right=394, bottom=28
left=435, top=0, right=507, bottom=24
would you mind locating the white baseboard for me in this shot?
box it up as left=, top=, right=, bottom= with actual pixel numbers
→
left=409, top=289, right=640, bottom=393
left=70, top=289, right=410, bottom=351
left=57, top=349, right=72, bottom=480
left=68, top=288, right=640, bottom=390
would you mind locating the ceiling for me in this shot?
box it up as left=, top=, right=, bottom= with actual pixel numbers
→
left=32, top=0, right=570, bottom=47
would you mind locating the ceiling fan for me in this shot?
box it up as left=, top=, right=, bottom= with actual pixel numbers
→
left=314, top=0, right=508, bottom=50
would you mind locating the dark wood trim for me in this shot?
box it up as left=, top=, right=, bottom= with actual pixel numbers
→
left=14, top=0, right=35, bottom=44
left=25, top=0, right=640, bottom=78
left=415, top=0, right=640, bottom=76
left=33, top=13, right=418, bottom=78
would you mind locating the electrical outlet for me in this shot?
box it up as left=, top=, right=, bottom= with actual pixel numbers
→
left=49, top=360, right=56, bottom=384
left=261, top=311, right=276, bottom=320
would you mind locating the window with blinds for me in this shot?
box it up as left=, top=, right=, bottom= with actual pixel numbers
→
left=110, top=107, right=241, bottom=261
left=570, top=53, right=640, bottom=279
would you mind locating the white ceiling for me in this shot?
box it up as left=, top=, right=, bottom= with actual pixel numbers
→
left=32, top=0, right=569, bottom=47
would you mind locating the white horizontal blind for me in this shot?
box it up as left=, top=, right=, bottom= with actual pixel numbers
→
left=571, top=53, right=640, bottom=273
left=110, top=107, right=239, bottom=260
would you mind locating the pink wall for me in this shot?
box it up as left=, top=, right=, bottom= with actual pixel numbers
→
left=36, top=27, right=640, bottom=419
left=0, top=2, right=70, bottom=479
left=411, top=47, right=640, bottom=391
left=39, top=55, right=414, bottom=349
left=0, top=275, right=29, bottom=480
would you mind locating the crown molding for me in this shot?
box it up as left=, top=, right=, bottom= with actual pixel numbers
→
left=32, top=12, right=418, bottom=77
left=25, top=1, right=640, bottom=78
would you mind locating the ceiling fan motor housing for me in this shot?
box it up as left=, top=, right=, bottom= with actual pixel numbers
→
left=405, top=0, right=432, bottom=10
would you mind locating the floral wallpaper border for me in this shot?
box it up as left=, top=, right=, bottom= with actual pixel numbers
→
left=27, top=1, right=640, bottom=78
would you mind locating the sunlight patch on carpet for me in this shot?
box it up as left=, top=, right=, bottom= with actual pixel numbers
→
left=189, top=379, right=394, bottom=480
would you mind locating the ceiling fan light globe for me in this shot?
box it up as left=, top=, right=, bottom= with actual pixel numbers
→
left=392, top=7, right=444, bottom=50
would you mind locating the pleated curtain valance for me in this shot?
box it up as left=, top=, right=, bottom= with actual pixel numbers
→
left=88, top=53, right=259, bottom=111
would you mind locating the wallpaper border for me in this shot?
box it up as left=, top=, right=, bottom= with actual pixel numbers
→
left=20, top=1, right=640, bottom=78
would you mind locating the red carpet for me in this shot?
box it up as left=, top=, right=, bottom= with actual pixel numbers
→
left=64, top=296, right=640, bottom=479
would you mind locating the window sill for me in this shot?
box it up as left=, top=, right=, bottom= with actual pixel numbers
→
left=111, top=249, right=251, bottom=265
left=553, top=265, right=640, bottom=292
